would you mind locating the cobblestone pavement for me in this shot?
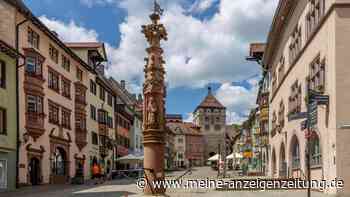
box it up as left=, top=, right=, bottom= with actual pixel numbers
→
left=0, top=167, right=333, bottom=197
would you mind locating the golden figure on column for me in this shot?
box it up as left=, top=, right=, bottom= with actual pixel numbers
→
left=141, top=0, right=168, bottom=195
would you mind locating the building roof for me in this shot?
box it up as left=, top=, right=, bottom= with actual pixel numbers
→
left=4, top=0, right=96, bottom=73
left=65, top=42, right=108, bottom=62
left=65, top=42, right=104, bottom=48
left=167, top=122, right=202, bottom=136
left=0, top=40, right=23, bottom=59
left=166, top=114, right=183, bottom=123
left=262, top=0, right=297, bottom=67
left=195, top=87, right=225, bottom=112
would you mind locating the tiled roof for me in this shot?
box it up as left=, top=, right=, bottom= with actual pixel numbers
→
left=196, top=87, right=225, bottom=111
left=166, top=122, right=202, bottom=136
left=65, top=42, right=104, bottom=48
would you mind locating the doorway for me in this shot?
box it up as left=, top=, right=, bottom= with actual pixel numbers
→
left=29, top=157, right=41, bottom=185
left=52, top=147, right=68, bottom=184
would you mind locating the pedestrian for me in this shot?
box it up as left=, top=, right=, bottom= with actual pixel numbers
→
left=92, top=164, right=100, bottom=185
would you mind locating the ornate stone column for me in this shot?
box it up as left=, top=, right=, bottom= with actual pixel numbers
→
left=141, top=1, right=168, bottom=195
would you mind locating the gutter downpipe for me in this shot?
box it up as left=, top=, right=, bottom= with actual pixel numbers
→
left=15, top=18, right=29, bottom=188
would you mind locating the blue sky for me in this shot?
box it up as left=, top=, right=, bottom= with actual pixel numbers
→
left=23, top=0, right=277, bottom=123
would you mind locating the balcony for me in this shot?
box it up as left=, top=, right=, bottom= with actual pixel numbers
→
left=75, top=128, right=87, bottom=150
left=259, top=107, right=269, bottom=121
left=74, top=82, right=87, bottom=106
left=75, top=95, right=87, bottom=106
left=99, top=123, right=108, bottom=136
left=24, top=73, right=45, bottom=96
left=25, top=112, right=45, bottom=141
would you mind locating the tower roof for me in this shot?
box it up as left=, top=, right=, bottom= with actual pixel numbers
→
left=195, top=87, right=225, bottom=112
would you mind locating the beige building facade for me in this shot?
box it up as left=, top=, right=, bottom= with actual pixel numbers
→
left=193, top=87, right=226, bottom=161
left=264, top=0, right=350, bottom=195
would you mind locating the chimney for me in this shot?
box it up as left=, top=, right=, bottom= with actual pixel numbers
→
left=120, top=80, right=126, bottom=89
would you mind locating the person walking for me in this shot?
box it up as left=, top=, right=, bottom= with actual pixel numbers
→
left=92, top=164, right=100, bottom=184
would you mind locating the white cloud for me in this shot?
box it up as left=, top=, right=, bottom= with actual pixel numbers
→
left=40, top=0, right=277, bottom=122
left=39, top=16, right=99, bottom=42
left=189, top=0, right=218, bottom=13
left=184, top=113, right=194, bottom=123
left=79, top=0, right=116, bottom=8
left=215, top=78, right=259, bottom=124
left=106, top=0, right=277, bottom=89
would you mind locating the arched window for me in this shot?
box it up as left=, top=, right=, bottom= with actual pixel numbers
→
left=279, top=144, right=287, bottom=177
left=310, top=135, right=321, bottom=166
left=291, top=137, right=300, bottom=169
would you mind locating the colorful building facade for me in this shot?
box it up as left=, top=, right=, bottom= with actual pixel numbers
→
left=0, top=39, right=22, bottom=190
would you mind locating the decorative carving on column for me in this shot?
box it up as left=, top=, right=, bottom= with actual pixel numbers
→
left=142, top=0, right=168, bottom=195
left=142, top=1, right=168, bottom=144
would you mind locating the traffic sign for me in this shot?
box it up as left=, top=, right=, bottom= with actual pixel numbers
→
left=308, top=101, right=318, bottom=128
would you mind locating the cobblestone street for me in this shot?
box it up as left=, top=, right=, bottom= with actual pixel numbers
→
left=0, top=167, right=332, bottom=197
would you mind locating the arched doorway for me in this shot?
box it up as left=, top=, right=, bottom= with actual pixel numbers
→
left=271, top=149, right=276, bottom=177
left=290, top=135, right=301, bottom=178
left=29, top=157, right=41, bottom=185
left=51, top=147, right=68, bottom=184
left=279, top=143, right=287, bottom=178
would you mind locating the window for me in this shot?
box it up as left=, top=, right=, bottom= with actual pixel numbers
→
left=27, top=95, right=43, bottom=113
left=99, top=86, right=105, bottom=101
left=49, top=45, right=59, bottom=64
left=0, top=108, right=6, bottom=135
left=92, top=132, right=98, bottom=145
left=309, top=56, right=325, bottom=93
left=289, top=81, right=302, bottom=115
left=76, top=68, right=83, bottom=81
left=306, top=0, right=325, bottom=39
left=90, top=80, right=97, bottom=95
left=278, top=57, right=285, bottom=84
left=28, top=27, right=40, bottom=49
left=278, top=100, right=285, bottom=128
left=292, top=140, right=300, bottom=169
left=48, top=69, right=60, bottom=92
left=98, top=109, right=108, bottom=124
left=90, top=105, right=96, bottom=121
left=61, top=108, right=71, bottom=130
left=26, top=56, right=42, bottom=76
left=0, top=160, right=7, bottom=189
left=75, top=115, right=86, bottom=130
left=107, top=116, right=113, bottom=128
left=178, top=138, right=183, bottom=143
left=61, top=55, right=70, bottom=71
left=271, top=111, right=277, bottom=137
left=61, top=78, right=71, bottom=99
left=107, top=94, right=113, bottom=107
left=0, top=60, right=5, bottom=89
left=272, top=70, right=277, bottom=94
left=289, top=26, right=302, bottom=65
left=214, top=125, right=221, bottom=131
left=204, top=125, right=210, bottom=130
left=49, top=102, right=59, bottom=125
left=310, top=135, right=322, bottom=166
